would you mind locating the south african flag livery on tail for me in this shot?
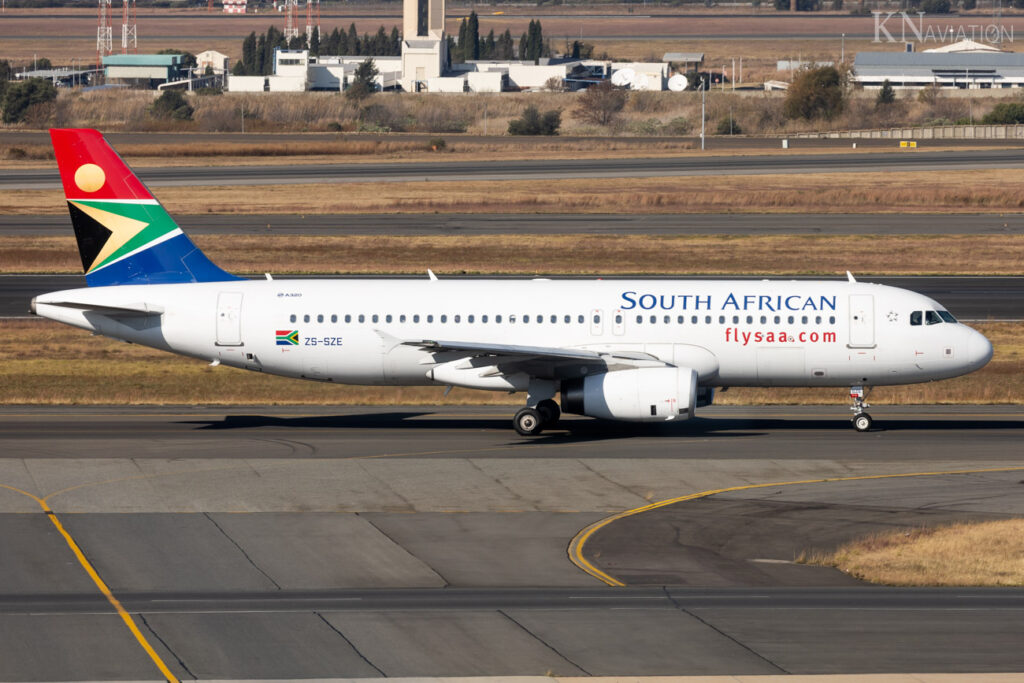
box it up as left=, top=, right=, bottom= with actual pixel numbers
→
left=276, top=330, right=300, bottom=346
left=50, top=129, right=241, bottom=287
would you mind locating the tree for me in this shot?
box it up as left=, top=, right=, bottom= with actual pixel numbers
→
left=921, top=0, right=952, bottom=12
left=981, top=102, right=1024, bottom=124
left=467, top=11, right=480, bottom=60
left=775, top=0, right=818, bottom=9
left=346, top=58, right=379, bottom=103
left=241, top=31, right=257, bottom=74
left=0, top=59, right=12, bottom=101
left=157, top=49, right=197, bottom=72
left=574, top=80, right=628, bottom=127
left=876, top=79, right=896, bottom=107
left=508, top=105, right=560, bottom=135
left=715, top=114, right=742, bottom=135
left=783, top=66, right=845, bottom=120
left=1, top=78, right=57, bottom=124
left=150, top=89, right=193, bottom=120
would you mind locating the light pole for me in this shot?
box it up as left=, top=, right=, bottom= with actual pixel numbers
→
left=699, top=80, right=705, bottom=151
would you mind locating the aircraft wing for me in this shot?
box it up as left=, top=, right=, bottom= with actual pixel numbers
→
left=403, top=339, right=668, bottom=371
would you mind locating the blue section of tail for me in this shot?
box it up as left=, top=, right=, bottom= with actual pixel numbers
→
left=85, top=233, right=243, bottom=287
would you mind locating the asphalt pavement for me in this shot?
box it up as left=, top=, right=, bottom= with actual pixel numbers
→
left=4, top=212, right=1024, bottom=236
left=4, top=149, right=1024, bottom=189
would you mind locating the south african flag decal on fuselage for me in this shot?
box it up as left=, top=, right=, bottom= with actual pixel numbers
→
left=276, top=330, right=299, bottom=346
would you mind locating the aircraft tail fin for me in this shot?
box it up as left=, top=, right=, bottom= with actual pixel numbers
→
left=49, top=128, right=240, bottom=287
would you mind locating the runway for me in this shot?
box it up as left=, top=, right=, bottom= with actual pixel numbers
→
left=0, top=405, right=1021, bottom=679
left=5, top=212, right=1024, bottom=236
left=4, top=274, right=1022, bottom=320
left=4, top=149, right=1024, bottom=189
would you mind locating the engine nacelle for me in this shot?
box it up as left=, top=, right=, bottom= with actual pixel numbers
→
left=562, top=367, right=698, bottom=422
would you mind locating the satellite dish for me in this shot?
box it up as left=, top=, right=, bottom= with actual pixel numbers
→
left=610, top=68, right=634, bottom=86
left=668, top=74, right=689, bottom=91
left=631, top=73, right=650, bottom=90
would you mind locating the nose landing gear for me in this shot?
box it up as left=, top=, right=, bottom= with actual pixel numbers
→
left=849, top=385, right=872, bottom=432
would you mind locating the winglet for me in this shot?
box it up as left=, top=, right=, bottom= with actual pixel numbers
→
left=846, top=271, right=857, bottom=283
left=427, top=269, right=438, bottom=281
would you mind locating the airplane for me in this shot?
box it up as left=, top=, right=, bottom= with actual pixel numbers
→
left=31, top=128, right=993, bottom=435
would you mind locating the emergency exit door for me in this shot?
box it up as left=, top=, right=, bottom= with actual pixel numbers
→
left=848, top=294, right=875, bottom=348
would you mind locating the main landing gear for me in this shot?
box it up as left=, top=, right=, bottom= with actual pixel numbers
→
left=513, top=399, right=561, bottom=436
left=849, top=385, right=872, bottom=432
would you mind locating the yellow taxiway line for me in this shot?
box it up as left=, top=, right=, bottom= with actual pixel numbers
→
left=567, top=465, right=1024, bottom=587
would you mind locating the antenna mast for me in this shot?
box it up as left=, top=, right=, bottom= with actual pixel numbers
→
left=96, top=0, right=113, bottom=71
left=121, top=0, right=137, bottom=54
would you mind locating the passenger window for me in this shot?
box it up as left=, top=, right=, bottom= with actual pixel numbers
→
left=372, top=314, right=379, bottom=323
left=801, top=316, right=808, bottom=324
left=441, top=315, right=448, bottom=323
left=400, top=314, right=406, bottom=323
left=578, top=315, right=584, bottom=324
left=774, top=315, right=781, bottom=324
left=910, top=311, right=922, bottom=326
left=705, top=315, right=711, bottom=324
left=663, top=315, right=670, bottom=324
left=303, top=314, right=310, bottom=323
left=788, top=316, right=794, bottom=324
left=413, top=314, right=420, bottom=323
left=815, top=315, right=821, bottom=324
left=938, top=310, right=957, bottom=323
left=468, top=315, right=474, bottom=323
left=926, top=310, right=942, bottom=325
left=593, top=314, right=601, bottom=323
left=345, top=314, right=351, bottom=323
left=496, top=315, right=502, bottom=323
left=536, top=315, right=543, bottom=324
left=650, top=315, right=656, bottom=324
left=385, top=314, right=392, bottom=323
left=615, top=314, right=623, bottom=324
left=746, top=315, right=753, bottom=324
left=290, top=314, right=296, bottom=323
left=550, top=315, right=556, bottom=323
left=829, top=316, right=836, bottom=324
left=454, top=314, right=461, bottom=323
left=692, top=316, right=698, bottom=324
left=510, top=315, right=516, bottom=324
left=427, top=314, right=433, bottom=323
left=524, top=315, right=530, bottom=323
left=482, top=315, right=488, bottom=323
left=317, top=314, right=324, bottom=323
left=636, top=315, right=643, bottom=324
left=564, top=315, right=570, bottom=323
left=678, top=316, right=684, bottom=324
left=718, top=315, right=725, bottom=324
left=732, top=316, right=739, bottom=324
left=358, top=314, right=365, bottom=323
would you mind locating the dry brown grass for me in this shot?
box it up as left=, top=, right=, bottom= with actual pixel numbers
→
left=0, top=320, right=1018, bottom=406
left=10, top=168, right=1024, bottom=218
left=3, top=234, right=1023, bottom=276
left=799, top=519, right=1024, bottom=586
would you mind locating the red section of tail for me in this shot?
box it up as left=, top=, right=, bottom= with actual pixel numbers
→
left=49, top=128, right=153, bottom=202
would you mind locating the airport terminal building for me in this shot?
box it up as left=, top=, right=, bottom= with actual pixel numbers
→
left=854, top=45, right=1024, bottom=90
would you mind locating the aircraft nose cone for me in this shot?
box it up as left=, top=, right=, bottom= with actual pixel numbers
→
left=967, top=330, right=994, bottom=370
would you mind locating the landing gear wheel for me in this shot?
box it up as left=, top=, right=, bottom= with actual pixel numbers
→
left=513, top=407, right=545, bottom=436
left=852, top=413, right=873, bottom=432
left=536, top=399, right=561, bottom=425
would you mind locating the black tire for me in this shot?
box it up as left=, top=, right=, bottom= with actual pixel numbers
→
left=536, top=399, right=561, bottom=425
left=853, top=413, right=873, bottom=432
left=513, top=407, right=544, bottom=436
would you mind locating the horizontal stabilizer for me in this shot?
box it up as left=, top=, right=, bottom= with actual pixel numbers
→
left=31, top=298, right=164, bottom=317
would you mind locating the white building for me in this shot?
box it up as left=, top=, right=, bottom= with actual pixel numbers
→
left=196, top=50, right=230, bottom=75
left=400, top=0, right=446, bottom=92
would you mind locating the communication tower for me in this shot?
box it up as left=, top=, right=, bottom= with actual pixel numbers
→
left=96, top=0, right=113, bottom=71
left=121, top=0, right=137, bottom=54
left=305, top=0, right=320, bottom=47
left=283, top=0, right=300, bottom=42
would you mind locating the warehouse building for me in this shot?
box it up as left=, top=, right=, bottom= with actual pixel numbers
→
left=103, top=54, right=189, bottom=88
left=853, top=44, right=1024, bottom=90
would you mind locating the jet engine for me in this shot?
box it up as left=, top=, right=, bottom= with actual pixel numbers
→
left=562, top=367, right=698, bottom=421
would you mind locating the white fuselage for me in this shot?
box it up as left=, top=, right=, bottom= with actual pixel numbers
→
left=34, top=278, right=992, bottom=390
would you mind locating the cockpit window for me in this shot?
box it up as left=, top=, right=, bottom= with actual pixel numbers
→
left=938, top=310, right=957, bottom=323
left=910, top=311, right=922, bottom=326
left=925, top=310, right=942, bottom=325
